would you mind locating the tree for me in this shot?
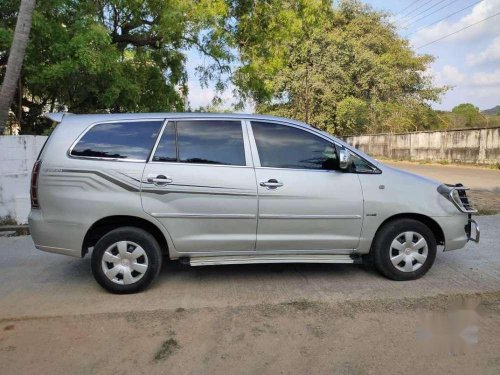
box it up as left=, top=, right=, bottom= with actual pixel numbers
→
left=0, top=0, right=36, bottom=133
left=228, top=0, right=446, bottom=135
left=451, top=103, right=482, bottom=127
left=1, top=0, right=233, bottom=134
left=1, top=0, right=447, bottom=135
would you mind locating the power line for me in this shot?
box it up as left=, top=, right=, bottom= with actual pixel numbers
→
left=400, top=0, right=434, bottom=19
left=395, top=0, right=422, bottom=18
left=402, top=0, right=451, bottom=26
left=406, top=0, right=484, bottom=37
left=416, top=11, right=500, bottom=49
left=404, top=0, right=462, bottom=29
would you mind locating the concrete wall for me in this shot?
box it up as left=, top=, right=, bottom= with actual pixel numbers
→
left=1, top=128, right=499, bottom=223
left=0, top=136, right=47, bottom=224
left=345, top=127, right=500, bottom=165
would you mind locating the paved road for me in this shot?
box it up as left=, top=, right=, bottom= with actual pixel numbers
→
left=384, top=161, right=500, bottom=192
left=1, top=215, right=499, bottom=320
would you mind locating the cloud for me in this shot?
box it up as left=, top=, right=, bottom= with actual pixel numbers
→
left=411, top=0, right=500, bottom=47
left=432, top=64, right=465, bottom=86
left=442, top=65, right=466, bottom=84
left=466, top=36, right=500, bottom=65
left=187, top=81, right=255, bottom=112
left=431, top=64, right=500, bottom=93
left=187, top=84, right=218, bottom=109
left=469, top=68, right=500, bottom=86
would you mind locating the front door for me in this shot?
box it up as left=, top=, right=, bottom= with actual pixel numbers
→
left=249, top=121, right=364, bottom=252
left=141, top=119, right=257, bottom=254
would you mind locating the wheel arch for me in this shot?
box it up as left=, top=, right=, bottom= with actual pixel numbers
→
left=82, top=215, right=169, bottom=257
left=372, top=213, right=445, bottom=250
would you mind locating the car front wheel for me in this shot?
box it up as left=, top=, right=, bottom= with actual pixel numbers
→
left=372, top=218, right=437, bottom=281
left=91, top=227, right=162, bottom=293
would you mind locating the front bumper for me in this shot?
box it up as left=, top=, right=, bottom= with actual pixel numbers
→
left=465, top=216, right=480, bottom=243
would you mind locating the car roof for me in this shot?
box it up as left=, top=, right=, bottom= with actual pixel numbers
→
left=46, top=112, right=314, bottom=130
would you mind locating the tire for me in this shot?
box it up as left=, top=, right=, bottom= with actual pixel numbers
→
left=372, top=219, right=437, bottom=281
left=91, top=226, right=163, bottom=294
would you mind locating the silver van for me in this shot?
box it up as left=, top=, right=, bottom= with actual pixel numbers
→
left=29, top=113, right=479, bottom=293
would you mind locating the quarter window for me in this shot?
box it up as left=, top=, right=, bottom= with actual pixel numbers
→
left=251, top=122, right=338, bottom=170
left=71, top=121, right=163, bottom=160
left=153, top=120, right=246, bottom=166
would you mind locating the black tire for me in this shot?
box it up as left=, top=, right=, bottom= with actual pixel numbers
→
left=91, top=226, right=163, bottom=294
left=372, top=219, right=437, bottom=281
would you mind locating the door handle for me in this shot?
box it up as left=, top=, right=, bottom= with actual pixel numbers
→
left=260, top=179, right=283, bottom=189
left=147, top=174, right=172, bottom=186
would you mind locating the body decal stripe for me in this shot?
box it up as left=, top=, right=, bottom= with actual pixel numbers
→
left=56, top=169, right=255, bottom=196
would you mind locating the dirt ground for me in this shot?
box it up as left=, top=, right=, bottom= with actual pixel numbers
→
left=1, top=162, right=499, bottom=374
left=1, top=292, right=500, bottom=375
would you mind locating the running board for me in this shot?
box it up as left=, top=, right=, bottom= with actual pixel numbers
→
left=187, top=254, right=361, bottom=267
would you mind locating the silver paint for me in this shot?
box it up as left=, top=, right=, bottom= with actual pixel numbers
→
left=29, top=112, right=475, bottom=264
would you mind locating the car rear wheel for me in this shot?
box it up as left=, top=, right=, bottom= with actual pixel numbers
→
left=91, top=227, right=162, bottom=293
left=372, top=219, right=437, bottom=281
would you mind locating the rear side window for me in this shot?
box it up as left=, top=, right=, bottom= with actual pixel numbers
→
left=71, top=121, right=163, bottom=161
left=153, top=120, right=246, bottom=166
left=251, top=121, right=338, bottom=170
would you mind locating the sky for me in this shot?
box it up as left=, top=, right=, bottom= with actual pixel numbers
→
left=186, top=0, right=500, bottom=112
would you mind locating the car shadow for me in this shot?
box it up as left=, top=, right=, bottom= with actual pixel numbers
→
left=156, top=258, right=377, bottom=283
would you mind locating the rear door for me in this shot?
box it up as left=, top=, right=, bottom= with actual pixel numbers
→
left=141, top=119, right=258, bottom=254
left=249, top=121, right=364, bottom=252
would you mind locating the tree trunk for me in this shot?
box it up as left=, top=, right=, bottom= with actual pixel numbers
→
left=0, top=0, right=36, bottom=134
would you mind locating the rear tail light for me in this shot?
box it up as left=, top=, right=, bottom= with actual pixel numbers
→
left=30, top=160, right=42, bottom=208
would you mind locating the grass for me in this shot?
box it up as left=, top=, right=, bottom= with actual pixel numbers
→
left=282, top=299, right=317, bottom=311
left=0, top=217, right=16, bottom=226
left=476, top=208, right=499, bottom=216
left=153, top=338, right=180, bottom=362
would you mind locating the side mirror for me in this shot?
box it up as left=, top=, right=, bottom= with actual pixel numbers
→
left=339, top=149, right=351, bottom=170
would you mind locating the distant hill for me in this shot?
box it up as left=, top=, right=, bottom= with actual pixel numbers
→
left=482, top=105, right=500, bottom=115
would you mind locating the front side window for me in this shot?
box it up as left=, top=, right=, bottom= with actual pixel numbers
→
left=153, top=120, right=246, bottom=166
left=251, top=122, right=338, bottom=170
left=71, top=121, right=163, bottom=160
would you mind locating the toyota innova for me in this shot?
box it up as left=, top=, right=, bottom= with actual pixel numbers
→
left=29, top=113, right=479, bottom=293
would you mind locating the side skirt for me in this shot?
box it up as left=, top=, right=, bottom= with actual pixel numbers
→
left=185, top=254, right=362, bottom=267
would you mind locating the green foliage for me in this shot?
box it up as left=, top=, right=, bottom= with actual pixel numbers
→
left=451, top=103, right=481, bottom=127
left=1, top=0, right=233, bottom=134
left=335, top=97, right=369, bottom=134
left=1, top=0, right=452, bottom=135
left=230, top=0, right=446, bottom=135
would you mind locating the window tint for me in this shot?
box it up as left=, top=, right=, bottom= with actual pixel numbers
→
left=71, top=121, right=163, bottom=160
left=251, top=122, right=338, bottom=170
left=152, top=122, right=176, bottom=162
left=154, top=120, right=245, bottom=165
left=350, top=151, right=376, bottom=173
